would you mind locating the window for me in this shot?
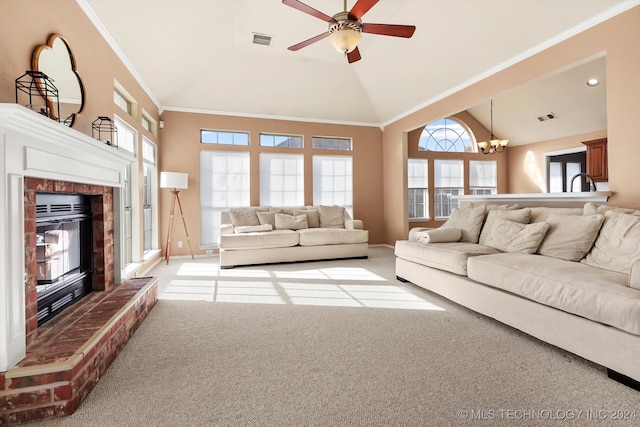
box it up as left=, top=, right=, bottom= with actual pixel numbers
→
left=115, top=117, right=136, bottom=154
left=434, top=159, right=463, bottom=218
left=201, top=130, right=249, bottom=145
left=142, top=138, right=156, bottom=253
left=260, top=133, right=302, bottom=148
left=408, top=159, right=429, bottom=219
left=419, top=118, right=475, bottom=152
left=200, top=151, right=250, bottom=246
left=469, top=160, right=497, bottom=195
left=260, top=153, right=304, bottom=206
left=141, top=112, right=156, bottom=135
left=313, top=156, right=353, bottom=216
left=114, top=117, right=137, bottom=266
left=312, top=137, right=352, bottom=151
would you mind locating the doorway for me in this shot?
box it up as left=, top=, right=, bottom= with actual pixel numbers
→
left=547, top=152, right=587, bottom=192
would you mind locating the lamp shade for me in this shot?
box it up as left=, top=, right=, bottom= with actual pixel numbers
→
left=160, top=172, right=188, bottom=189
left=329, top=28, right=362, bottom=53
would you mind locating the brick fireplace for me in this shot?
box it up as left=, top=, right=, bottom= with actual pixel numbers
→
left=0, top=104, right=158, bottom=423
left=23, top=178, right=115, bottom=345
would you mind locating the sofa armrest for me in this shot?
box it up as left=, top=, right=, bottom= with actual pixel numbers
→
left=220, top=223, right=235, bottom=236
left=629, top=260, right=640, bottom=290
left=408, top=227, right=435, bottom=242
left=345, top=219, right=363, bottom=230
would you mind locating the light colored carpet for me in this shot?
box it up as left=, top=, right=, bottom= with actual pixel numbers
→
left=38, top=247, right=639, bottom=426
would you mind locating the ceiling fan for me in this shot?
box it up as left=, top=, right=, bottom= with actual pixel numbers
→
left=282, top=0, right=416, bottom=63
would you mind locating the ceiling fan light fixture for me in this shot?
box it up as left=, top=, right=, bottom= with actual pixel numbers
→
left=329, top=22, right=362, bottom=53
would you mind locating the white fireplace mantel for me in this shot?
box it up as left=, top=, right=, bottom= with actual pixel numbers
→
left=0, top=104, right=134, bottom=371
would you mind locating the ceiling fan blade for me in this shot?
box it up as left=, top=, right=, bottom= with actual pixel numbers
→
left=347, top=47, right=362, bottom=63
left=287, top=32, right=330, bottom=51
left=348, top=0, right=379, bottom=20
left=282, top=0, right=336, bottom=23
left=361, top=23, right=416, bottom=38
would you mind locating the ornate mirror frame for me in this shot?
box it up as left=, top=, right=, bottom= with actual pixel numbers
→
left=32, top=33, right=85, bottom=127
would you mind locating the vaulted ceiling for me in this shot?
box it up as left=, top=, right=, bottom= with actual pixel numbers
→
left=81, top=0, right=635, bottom=144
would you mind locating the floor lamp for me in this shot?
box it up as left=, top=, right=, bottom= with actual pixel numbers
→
left=160, top=171, right=195, bottom=264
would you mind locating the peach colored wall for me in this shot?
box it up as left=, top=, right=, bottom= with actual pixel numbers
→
left=383, top=6, right=640, bottom=244
left=159, top=111, right=384, bottom=255
left=0, top=0, right=161, bottom=263
left=507, top=129, right=607, bottom=194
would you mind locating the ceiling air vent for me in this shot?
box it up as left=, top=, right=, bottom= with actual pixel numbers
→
left=252, top=33, right=272, bottom=46
left=537, top=112, right=557, bottom=122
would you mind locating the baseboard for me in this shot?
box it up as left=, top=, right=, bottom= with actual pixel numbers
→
left=607, top=369, right=640, bottom=391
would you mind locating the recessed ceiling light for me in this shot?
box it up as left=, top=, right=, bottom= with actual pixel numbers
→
left=586, top=78, right=599, bottom=87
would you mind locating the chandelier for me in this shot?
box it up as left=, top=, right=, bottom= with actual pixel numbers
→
left=477, top=99, right=509, bottom=154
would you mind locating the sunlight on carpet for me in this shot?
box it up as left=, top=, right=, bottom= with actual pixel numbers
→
left=161, top=263, right=444, bottom=311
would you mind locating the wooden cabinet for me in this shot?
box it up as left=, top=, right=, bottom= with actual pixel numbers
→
left=582, top=138, right=608, bottom=182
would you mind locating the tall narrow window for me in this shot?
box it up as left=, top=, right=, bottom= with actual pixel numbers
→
left=114, top=117, right=137, bottom=266
left=260, top=153, right=304, bottom=206
left=313, top=156, right=353, bottom=216
left=434, top=159, right=463, bottom=218
left=469, top=160, right=497, bottom=195
left=408, top=159, right=429, bottom=219
left=200, top=151, right=250, bottom=246
left=142, top=138, right=156, bottom=253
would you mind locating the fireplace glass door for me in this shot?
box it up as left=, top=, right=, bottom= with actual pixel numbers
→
left=36, top=193, right=93, bottom=324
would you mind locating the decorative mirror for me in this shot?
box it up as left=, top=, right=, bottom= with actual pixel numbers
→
left=32, top=33, right=85, bottom=127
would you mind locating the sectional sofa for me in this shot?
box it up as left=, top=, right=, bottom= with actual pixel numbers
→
left=218, top=205, right=368, bottom=268
left=395, top=202, right=640, bottom=389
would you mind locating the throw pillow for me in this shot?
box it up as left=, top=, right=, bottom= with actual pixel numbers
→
left=485, top=218, right=550, bottom=254
left=293, top=209, right=320, bottom=228
left=257, top=210, right=281, bottom=227
left=537, top=214, right=604, bottom=261
left=583, top=202, right=640, bottom=217
left=441, top=204, right=486, bottom=243
left=318, top=205, right=345, bottom=228
left=478, top=208, right=531, bottom=245
left=275, top=213, right=309, bottom=230
left=229, top=207, right=259, bottom=227
left=582, top=211, right=640, bottom=274
left=415, top=228, right=462, bottom=243
left=234, top=224, right=272, bottom=234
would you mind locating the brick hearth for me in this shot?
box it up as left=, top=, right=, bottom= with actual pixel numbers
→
left=0, top=277, right=158, bottom=424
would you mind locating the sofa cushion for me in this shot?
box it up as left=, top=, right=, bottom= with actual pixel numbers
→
left=293, top=209, right=320, bottom=228
left=218, top=229, right=299, bottom=250
left=630, top=260, right=640, bottom=291
left=415, top=228, right=461, bottom=243
left=441, top=204, right=486, bottom=243
left=484, top=219, right=549, bottom=254
left=583, top=202, right=640, bottom=217
left=394, top=240, right=500, bottom=276
left=537, top=214, right=604, bottom=261
left=229, top=207, right=260, bottom=226
left=478, top=208, right=531, bottom=245
left=582, top=210, right=640, bottom=274
left=298, top=228, right=369, bottom=246
left=529, top=207, right=583, bottom=223
left=318, top=205, right=345, bottom=228
left=257, top=210, right=281, bottom=227
left=467, top=253, right=640, bottom=335
left=234, top=224, right=272, bottom=233
left=275, top=213, right=309, bottom=230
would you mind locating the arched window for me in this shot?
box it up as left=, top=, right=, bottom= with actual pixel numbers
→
left=418, top=118, right=475, bottom=152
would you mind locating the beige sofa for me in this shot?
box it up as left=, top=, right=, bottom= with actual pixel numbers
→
left=218, top=205, right=368, bottom=268
left=395, top=202, right=640, bottom=390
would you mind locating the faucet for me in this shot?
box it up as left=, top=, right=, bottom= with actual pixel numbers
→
left=570, top=173, right=597, bottom=192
